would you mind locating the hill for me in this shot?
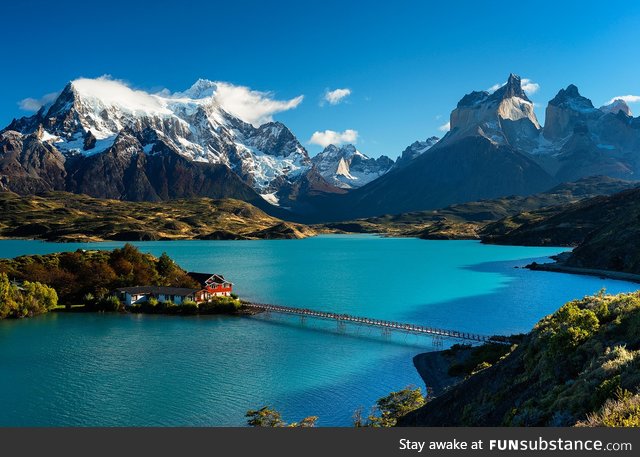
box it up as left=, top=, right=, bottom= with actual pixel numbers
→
left=399, top=290, right=640, bottom=426
left=322, top=176, right=637, bottom=239
left=0, top=191, right=317, bottom=242
left=482, top=186, right=640, bottom=274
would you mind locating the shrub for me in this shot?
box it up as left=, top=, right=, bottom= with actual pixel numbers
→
left=181, top=302, right=199, bottom=315
left=245, top=406, right=317, bottom=427
left=548, top=302, right=600, bottom=353
left=200, top=297, right=242, bottom=314
left=578, top=390, right=640, bottom=427
left=97, top=295, right=123, bottom=312
left=359, top=387, right=426, bottom=427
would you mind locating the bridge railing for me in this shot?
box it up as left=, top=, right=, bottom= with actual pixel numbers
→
left=243, top=302, right=504, bottom=344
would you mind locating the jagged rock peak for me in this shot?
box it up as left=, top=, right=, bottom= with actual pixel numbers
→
left=488, top=73, right=529, bottom=102
left=457, top=74, right=529, bottom=108
left=394, top=137, right=440, bottom=169
left=549, top=84, right=595, bottom=110
left=600, top=99, right=632, bottom=116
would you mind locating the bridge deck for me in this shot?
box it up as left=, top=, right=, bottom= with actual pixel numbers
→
left=243, top=302, right=503, bottom=344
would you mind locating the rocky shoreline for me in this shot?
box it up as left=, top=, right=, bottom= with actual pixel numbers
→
left=413, top=351, right=464, bottom=397
left=526, top=258, right=640, bottom=284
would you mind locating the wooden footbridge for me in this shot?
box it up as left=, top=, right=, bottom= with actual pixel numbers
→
left=243, top=302, right=505, bottom=345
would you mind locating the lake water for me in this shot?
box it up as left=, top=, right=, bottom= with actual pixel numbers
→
left=0, top=236, right=638, bottom=426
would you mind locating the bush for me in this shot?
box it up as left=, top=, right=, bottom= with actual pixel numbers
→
left=246, top=406, right=317, bottom=427
left=199, top=297, right=242, bottom=314
left=181, top=302, right=199, bottom=315
left=96, top=295, right=123, bottom=312
left=547, top=302, right=600, bottom=353
left=578, top=390, right=640, bottom=427
left=0, top=274, right=58, bottom=318
left=357, top=387, right=427, bottom=427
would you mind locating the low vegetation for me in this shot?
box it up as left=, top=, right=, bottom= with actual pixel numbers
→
left=398, top=290, right=640, bottom=426
left=245, top=407, right=318, bottom=428
left=127, top=295, right=243, bottom=315
left=445, top=343, right=515, bottom=378
left=246, top=387, right=427, bottom=428
left=322, top=176, right=637, bottom=240
left=0, top=272, right=58, bottom=318
left=0, top=245, right=197, bottom=312
left=0, top=191, right=317, bottom=242
left=0, top=245, right=251, bottom=318
left=482, top=186, right=640, bottom=275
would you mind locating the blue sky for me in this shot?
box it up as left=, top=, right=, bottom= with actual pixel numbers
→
left=1, top=0, right=639, bottom=158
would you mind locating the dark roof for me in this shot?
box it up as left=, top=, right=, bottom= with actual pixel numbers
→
left=115, top=286, right=198, bottom=296
left=187, top=272, right=233, bottom=286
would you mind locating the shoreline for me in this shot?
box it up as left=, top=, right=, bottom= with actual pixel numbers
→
left=412, top=350, right=466, bottom=397
left=527, top=262, right=640, bottom=284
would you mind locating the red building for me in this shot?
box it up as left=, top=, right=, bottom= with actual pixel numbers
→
left=188, top=272, right=234, bottom=302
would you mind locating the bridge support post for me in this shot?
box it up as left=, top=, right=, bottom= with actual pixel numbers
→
left=337, top=320, right=346, bottom=333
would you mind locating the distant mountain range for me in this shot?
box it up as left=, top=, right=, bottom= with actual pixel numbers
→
left=298, top=74, right=640, bottom=221
left=1, top=74, right=639, bottom=221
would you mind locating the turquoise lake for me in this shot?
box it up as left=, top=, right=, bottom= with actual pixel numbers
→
left=1, top=236, right=638, bottom=426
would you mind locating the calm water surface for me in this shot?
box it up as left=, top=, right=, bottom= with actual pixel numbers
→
left=0, top=236, right=638, bottom=426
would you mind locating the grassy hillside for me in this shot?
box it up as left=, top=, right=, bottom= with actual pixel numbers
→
left=483, top=187, right=640, bottom=275
left=399, top=291, right=640, bottom=426
left=323, top=176, right=637, bottom=240
left=0, top=191, right=317, bottom=242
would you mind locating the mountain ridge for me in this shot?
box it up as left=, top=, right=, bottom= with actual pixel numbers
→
left=2, top=74, right=640, bottom=222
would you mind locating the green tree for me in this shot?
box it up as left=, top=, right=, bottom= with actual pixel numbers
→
left=245, top=406, right=317, bottom=427
left=157, top=252, right=175, bottom=278
left=362, top=387, right=427, bottom=427
left=288, top=416, right=318, bottom=428
left=20, top=281, right=58, bottom=316
left=0, top=273, right=19, bottom=319
left=246, top=407, right=285, bottom=427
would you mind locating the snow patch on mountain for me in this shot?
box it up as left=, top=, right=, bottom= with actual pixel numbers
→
left=10, top=77, right=311, bottom=196
left=393, top=137, right=439, bottom=169
left=600, top=99, right=632, bottom=116
left=312, top=144, right=394, bottom=189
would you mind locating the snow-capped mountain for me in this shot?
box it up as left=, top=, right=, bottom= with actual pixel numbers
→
left=3, top=73, right=640, bottom=222
left=311, top=144, right=394, bottom=189
left=392, top=137, right=439, bottom=169
left=2, top=77, right=311, bottom=204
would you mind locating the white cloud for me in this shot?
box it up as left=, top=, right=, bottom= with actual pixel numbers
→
left=323, top=88, right=351, bottom=105
left=438, top=121, right=450, bottom=132
left=18, top=92, right=60, bottom=111
left=212, top=82, right=303, bottom=126
left=308, top=129, right=358, bottom=147
left=605, top=95, right=640, bottom=105
left=521, top=78, right=540, bottom=95
left=488, top=77, right=539, bottom=95
left=18, top=77, right=303, bottom=127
